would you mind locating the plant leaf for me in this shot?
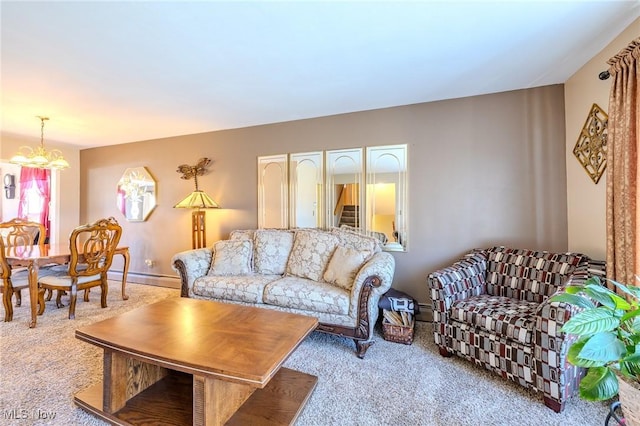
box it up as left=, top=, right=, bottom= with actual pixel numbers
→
left=610, top=293, right=633, bottom=310
left=585, top=276, right=603, bottom=286
left=633, top=317, right=640, bottom=334
left=578, top=332, right=626, bottom=362
left=584, top=284, right=617, bottom=309
left=565, top=285, right=584, bottom=295
left=621, top=308, right=640, bottom=323
left=620, top=360, right=640, bottom=379
left=579, top=367, right=619, bottom=401
left=562, top=309, right=620, bottom=335
left=608, top=278, right=640, bottom=300
left=627, top=285, right=640, bottom=299
left=549, top=293, right=595, bottom=309
left=567, top=339, right=605, bottom=367
left=623, top=352, right=640, bottom=363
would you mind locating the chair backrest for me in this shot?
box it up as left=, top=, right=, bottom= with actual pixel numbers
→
left=0, top=218, right=45, bottom=247
left=0, top=238, right=9, bottom=281
left=485, top=246, right=586, bottom=303
left=68, top=217, right=122, bottom=278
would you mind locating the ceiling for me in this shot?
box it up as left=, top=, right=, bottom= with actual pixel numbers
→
left=1, top=1, right=639, bottom=149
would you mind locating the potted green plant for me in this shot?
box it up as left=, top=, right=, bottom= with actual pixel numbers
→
left=550, top=276, right=640, bottom=425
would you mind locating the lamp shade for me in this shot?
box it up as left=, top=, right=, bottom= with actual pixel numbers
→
left=174, top=190, right=220, bottom=209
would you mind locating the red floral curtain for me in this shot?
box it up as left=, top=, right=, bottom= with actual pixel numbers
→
left=17, top=167, right=51, bottom=239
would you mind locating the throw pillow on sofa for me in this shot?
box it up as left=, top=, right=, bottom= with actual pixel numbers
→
left=323, top=246, right=371, bottom=290
left=229, top=229, right=255, bottom=241
left=330, top=227, right=381, bottom=253
left=286, top=229, right=339, bottom=282
left=253, top=229, right=294, bottom=275
left=208, top=239, right=253, bottom=276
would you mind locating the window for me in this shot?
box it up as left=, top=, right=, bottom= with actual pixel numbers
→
left=18, top=168, right=51, bottom=241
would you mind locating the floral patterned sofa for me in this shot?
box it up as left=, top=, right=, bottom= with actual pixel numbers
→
left=172, top=228, right=395, bottom=357
left=428, top=247, right=606, bottom=412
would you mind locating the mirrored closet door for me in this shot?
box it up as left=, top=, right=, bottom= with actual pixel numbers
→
left=289, top=152, right=324, bottom=229
left=366, top=144, right=408, bottom=251
left=257, top=154, right=288, bottom=229
left=325, top=148, right=364, bottom=231
left=257, top=144, right=408, bottom=251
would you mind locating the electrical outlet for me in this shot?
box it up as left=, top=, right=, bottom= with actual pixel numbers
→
left=144, top=259, right=155, bottom=267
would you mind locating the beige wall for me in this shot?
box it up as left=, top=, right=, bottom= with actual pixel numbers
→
left=0, top=133, right=81, bottom=243
left=0, top=162, right=21, bottom=220
left=565, top=18, right=640, bottom=260
left=81, top=85, right=568, bottom=302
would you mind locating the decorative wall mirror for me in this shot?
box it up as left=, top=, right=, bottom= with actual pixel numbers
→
left=116, top=166, right=157, bottom=222
left=289, top=151, right=324, bottom=229
left=366, top=144, right=408, bottom=251
left=326, top=148, right=364, bottom=230
left=258, top=154, right=288, bottom=228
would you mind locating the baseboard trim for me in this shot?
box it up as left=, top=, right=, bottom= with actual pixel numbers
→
left=108, top=271, right=181, bottom=289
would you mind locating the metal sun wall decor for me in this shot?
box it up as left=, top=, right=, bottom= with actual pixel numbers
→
left=573, top=103, right=608, bottom=184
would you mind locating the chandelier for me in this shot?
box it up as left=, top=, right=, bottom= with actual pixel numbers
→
left=10, top=116, right=70, bottom=170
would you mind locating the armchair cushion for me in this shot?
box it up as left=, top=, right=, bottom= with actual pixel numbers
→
left=451, top=295, right=539, bottom=345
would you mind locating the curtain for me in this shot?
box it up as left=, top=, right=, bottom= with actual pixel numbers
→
left=17, top=167, right=51, bottom=239
left=606, top=37, right=640, bottom=287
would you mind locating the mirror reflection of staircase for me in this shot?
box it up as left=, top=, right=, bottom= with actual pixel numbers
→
left=339, top=204, right=359, bottom=227
left=334, top=183, right=360, bottom=228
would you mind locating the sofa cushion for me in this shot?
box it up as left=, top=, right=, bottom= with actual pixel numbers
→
left=451, top=294, right=539, bottom=345
left=330, top=227, right=381, bottom=254
left=193, top=274, right=281, bottom=304
left=263, top=276, right=350, bottom=315
left=208, top=240, right=253, bottom=276
left=253, top=229, right=294, bottom=275
left=323, top=246, right=371, bottom=290
left=286, top=230, right=339, bottom=282
left=485, top=247, right=584, bottom=303
left=229, top=229, right=255, bottom=241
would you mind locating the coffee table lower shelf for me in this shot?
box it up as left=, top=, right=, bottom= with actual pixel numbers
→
left=75, top=367, right=317, bottom=426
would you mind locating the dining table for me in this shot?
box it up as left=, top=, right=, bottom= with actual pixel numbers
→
left=4, top=244, right=130, bottom=328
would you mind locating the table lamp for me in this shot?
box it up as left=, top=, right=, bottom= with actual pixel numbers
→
left=174, top=158, right=220, bottom=249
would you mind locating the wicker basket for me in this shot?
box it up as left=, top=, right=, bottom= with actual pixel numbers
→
left=618, top=375, right=640, bottom=426
left=382, top=316, right=414, bottom=345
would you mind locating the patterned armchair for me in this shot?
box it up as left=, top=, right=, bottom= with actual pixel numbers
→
left=427, top=246, right=606, bottom=412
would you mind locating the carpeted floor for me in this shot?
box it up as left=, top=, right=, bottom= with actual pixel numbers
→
left=0, top=282, right=612, bottom=425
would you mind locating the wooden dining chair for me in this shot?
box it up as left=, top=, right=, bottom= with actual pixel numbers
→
left=0, top=218, right=46, bottom=307
left=37, top=217, right=122, bottom=320
left=0, top=238, right=31, bottom=322
left=0, top=217, right=45, bottom=246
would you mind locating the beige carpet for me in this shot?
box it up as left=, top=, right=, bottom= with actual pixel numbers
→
left=0, top=282, right=612, bottom=425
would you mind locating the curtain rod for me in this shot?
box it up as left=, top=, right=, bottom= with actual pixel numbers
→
left=599, top=70, right=610, bottom=80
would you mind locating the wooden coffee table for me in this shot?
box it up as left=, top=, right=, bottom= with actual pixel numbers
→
left=74, top=298, right=318, bottom=425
